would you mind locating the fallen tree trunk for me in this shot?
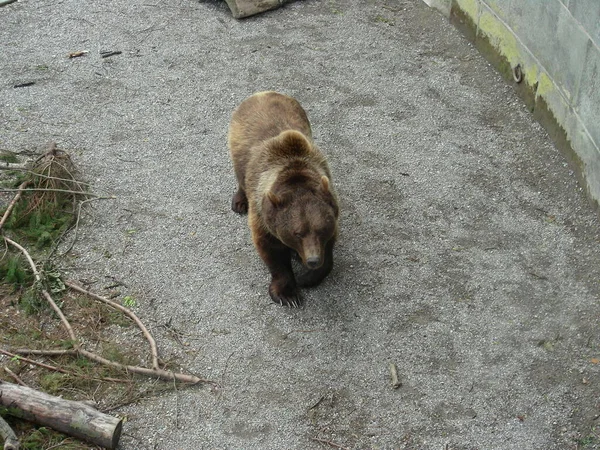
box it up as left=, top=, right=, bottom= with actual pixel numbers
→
left=0, top=381, right=122, bottom=449
left=224, top=0, right=289, bottom=19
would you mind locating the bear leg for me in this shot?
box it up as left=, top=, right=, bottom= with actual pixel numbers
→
left=269, top=274, right=302, bottom=308
left=231, top=187, right=248, bottom=214
left=296, top=238, right=335, bottom=287
left=254, top=231, right=302, bottom=308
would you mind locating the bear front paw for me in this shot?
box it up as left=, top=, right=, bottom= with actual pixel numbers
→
left=269, top=280, right=303, bottom=308
left=231, top=189, right=248, bottom=214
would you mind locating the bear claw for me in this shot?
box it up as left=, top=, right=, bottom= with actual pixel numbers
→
left=269, top=283, right=302, bottom=308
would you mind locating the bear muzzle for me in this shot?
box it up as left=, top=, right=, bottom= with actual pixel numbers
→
left=305, top=255, right=322, bottom=269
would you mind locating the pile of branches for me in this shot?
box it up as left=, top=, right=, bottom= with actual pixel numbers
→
left=0, top=144, right=211, bottom=449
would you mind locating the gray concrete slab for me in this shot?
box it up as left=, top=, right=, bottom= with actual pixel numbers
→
left=2, top=1, right=600, bottom=449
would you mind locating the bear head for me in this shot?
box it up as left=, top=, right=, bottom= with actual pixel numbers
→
left=263, top=173, right=338, bottom=269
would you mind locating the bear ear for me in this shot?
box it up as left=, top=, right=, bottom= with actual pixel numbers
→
left=321, top=175, right=330, bottom=193
left=267, top=191, right=283, bottom=208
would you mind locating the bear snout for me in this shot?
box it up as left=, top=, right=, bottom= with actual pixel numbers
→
left=305, top=255, right=322, bottom=269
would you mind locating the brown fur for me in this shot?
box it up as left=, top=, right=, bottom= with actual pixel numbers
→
left=228, top=91, right=339, bottom=307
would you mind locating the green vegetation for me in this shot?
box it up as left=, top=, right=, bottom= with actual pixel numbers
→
left=0, top=150, right=19, bottom=163
left=1, top=148, right=86, bottom=314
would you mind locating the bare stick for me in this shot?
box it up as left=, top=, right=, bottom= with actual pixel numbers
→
left=0, top=167, right=92, bottom=187
left=4, top=236, right=41, bottom=282
left=65, top=280, right=159, bottom=370
left=0, top=414, right=19, bottom=450
left=0, top=181, right=29, bottom=229
left=0, top=187, right=99, bottom=196
left=1, top=348, right=77, bottom=376
left=4, top=237, right=78, bottom=345
left=41, top=290, right=77, bottom=343
left=0, top=162, right=27, bottom=170
left=77, top=348, right=207, bottom=384
left=3, top=366, right=28, bottom=387
left=0, top=349, right=131, bottom=383
left=0, top=0, right=19, bottom=8
left=3, top=348, right=77, bottom=358
left=389, top=363, right=401, bottom=389
left=6, top=344, right=204, bottom=384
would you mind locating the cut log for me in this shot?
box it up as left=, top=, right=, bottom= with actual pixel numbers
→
left=0, top=381, right=122, bottom=449
left=224, top=0, right=289, bottom=19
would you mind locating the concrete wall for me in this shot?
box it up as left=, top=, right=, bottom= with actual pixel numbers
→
left=423, top=0, right=600, bottom=212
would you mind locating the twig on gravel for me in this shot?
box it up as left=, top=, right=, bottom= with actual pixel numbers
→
left=220, top=351, right=235, bottom=387
left=173, top=377, right=179, bottom=429
left=389, top=362, right=401, bottom=389
left=0, top=180, right=29, bottom=229
left=311, top=437, right=349, bottom=450
left=308, top=395, right=325, bottom=411
left=100, top=50, right=122, bottom=58
left=3, top=366, right=28, bottom=386
left=13, top=81, right=35, bottom=88
left=68, top=50, right=88, bottom=59
left=65, top=280, right=159, bottom=371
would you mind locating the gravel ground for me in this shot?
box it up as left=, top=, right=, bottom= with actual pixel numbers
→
left=2, top=1, right=600, bottom=449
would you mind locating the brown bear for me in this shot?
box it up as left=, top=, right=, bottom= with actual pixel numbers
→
left=228, top=91, right=339, bottom=308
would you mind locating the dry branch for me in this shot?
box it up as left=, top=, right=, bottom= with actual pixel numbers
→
left=65, top=280, right=159, bottom=370
left=389, top=363, right=401, bottom=389
left=0, top=188, right=95, bottom=196
left=77, top=349, right=206, bottom=384
left=0, top=349, right=131, bottom=384
left=0, top=381, right=122, bottom=449
left=4, top=238, right=78, bottom=344
left=2, top=367, right=27, bottom=387
left=0, top=181, right=29, bottom=230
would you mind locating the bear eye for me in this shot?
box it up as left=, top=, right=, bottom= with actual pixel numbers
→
left=294, top=231, right=304, bottom=238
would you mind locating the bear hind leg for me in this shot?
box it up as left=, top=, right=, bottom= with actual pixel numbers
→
left=231, top=187, right=248, bottom=214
